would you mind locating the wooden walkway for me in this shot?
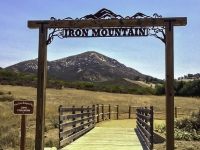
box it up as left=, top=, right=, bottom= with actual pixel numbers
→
left=61, top=127, right=148, bottom=150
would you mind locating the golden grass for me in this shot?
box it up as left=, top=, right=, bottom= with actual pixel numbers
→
left=124, top=78, right=156, bottom=88
left=0, top=85, right=200, bottom=149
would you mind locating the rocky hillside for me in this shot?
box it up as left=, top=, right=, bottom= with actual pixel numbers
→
left=6, top=51, right=151, bottom=81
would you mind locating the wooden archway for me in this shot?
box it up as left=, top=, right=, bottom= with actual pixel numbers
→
left=28, top=8, right=187, bottom=150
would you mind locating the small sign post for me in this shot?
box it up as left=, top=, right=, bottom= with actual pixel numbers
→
left=13, top=100, right=34, bottom=150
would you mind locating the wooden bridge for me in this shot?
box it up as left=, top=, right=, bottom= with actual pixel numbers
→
left=61, top=127, right=147, bottom=150
left=58, top=105, right=154, bottom=150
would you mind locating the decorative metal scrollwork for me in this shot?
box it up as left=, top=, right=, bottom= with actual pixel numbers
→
left=47, top=8, right=165, bottom=45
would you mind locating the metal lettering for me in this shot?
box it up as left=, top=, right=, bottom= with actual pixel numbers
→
left=108, top=29, right=114, bottom=36
left=114, top=28, right=121, bottom=36
left=82, top=29, right=89, bottom=36
left=135, top=28, right=138, bottom=36
left=75, top=29, right=81, bottom=36
left=64, top=29, right=68, bottom=37
left=121, top=28, right=127, bottom=36
left=128, top=28, right=134, bottom=36
left=101, top=29, right=107, bottom=36
left=139, top=28, right=146, bottom=35
left=69, top=29, right=75, bottom=37
left=92, top=29, right=100, bottom=36
left=63, top=27, right=148, bottom=37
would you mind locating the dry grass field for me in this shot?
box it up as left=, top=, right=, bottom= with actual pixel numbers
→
left=0, top=85, right=200, bottom=150
left=124, top=78, right=156, bottom=88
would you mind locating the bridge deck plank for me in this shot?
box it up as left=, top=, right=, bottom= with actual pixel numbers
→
left=61, top=127, right=146, bottom=150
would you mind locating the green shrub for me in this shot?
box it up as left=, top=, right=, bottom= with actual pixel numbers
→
left=45, top=139, right=53, bottom=147
left=156, top=112, right=200, bottom=141
left=45, top=139, right=58, bottom=148
left=7, top=91, right=12, bottom=95
left=155, top=124, right=166, bottom=134
left=0, top=126, right=19, bottom=148
left=0, top=95, right=15, bottom=102
left=49, top=115, right=59, bottom=128
left=45, top=125, right=49, bottom=132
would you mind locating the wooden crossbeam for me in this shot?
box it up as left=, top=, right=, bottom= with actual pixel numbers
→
left=28, top=17, right=187, bottom=29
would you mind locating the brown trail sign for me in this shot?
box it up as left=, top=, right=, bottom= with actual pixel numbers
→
left=13, top=100, right=34, bottom=115
left=28, top=8, right=187, bottom=150
left=13, top=100, right=34, bottom=150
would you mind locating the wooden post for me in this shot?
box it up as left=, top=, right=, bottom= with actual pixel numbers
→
left=58, top=105, right=63, bottom=149
left=117, top=105, right=119, bottom=120
left=87, top=106, right=90, bottom=127
left=35, top=24, right=47, bottom=150
left=97, top=104, right=99, bottom=123
left=175, top=107, right=178, bottom=118
left=102, top=104, right=104, bottom=121
left=109, top=104, right=111, bottom=120
left=81, top=106, right=84, bottom=129
left=20, top=115, right=26, bottom=150
left=92, top=105, right=95, bottom=124
left=145, top=107, right=148, bottom=130
left=165, top=20, right=175, bottom=150
left=72, top=105, right=76, bottom=140
left=129, top=105, right=131, bottom=119
left=150, top=106, right=154, bottom=150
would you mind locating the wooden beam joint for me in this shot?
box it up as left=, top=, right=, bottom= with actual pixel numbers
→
left=36, top=22, right=49, bottom=33
left=164, top=20, right=176, bottom=31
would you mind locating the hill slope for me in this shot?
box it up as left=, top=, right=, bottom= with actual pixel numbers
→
left=6, top=51, right=151, bottom=81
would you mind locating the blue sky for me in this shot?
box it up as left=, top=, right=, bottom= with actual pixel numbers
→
left=0, top=0, right=199, bottom=79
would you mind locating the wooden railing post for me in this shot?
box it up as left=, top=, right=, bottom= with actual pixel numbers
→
left=81, top=106, right=84, bottom=130
left=109, top=104, right=111, bottom=120
left=92, top=105, right=95, bottom=124
left=145, top=107, right=148, bottom=127
left=102, top=104, right=104, bottom=121
left=58, top=105, right=63, bottom=148
left=87, top=106, right=90, bottom=127
left=117, top=105, right=119, bottom=120
left=129, top=105, right=131, bottom=119
left=175, top=107, right=178, bottom=118
left=72, top=105, right=76, bottom=141
left=136, top=106, right=154, bottom=150
left=97, top=104, right=99, bottom=123
left=150, top=106, right=154, bottom=150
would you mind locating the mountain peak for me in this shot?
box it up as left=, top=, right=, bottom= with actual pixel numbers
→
left=6, top=51, right=151, bottom=81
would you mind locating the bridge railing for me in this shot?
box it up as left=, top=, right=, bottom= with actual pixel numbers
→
left=95, top=104, right=119, bottom=123
left=136, top=106, right=154, bottom=150
left=58, top=105, right=95, bottom=148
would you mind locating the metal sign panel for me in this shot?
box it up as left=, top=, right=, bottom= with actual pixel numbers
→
left=13, top=100, right=34, bottom=115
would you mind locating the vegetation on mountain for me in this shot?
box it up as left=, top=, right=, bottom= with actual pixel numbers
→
left=0, top=69, right=200, bottom=97
left=0, top=69, right=155, bottom=95
left=5, top=51, right=151, bottom=82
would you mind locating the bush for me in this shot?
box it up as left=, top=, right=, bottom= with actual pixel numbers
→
left=156, top=112, right=200, bottom=141
left=155, top=124, right=166, bottom=134
left=45, top=139, right=58, bottom=148
left=0, top=95, right=15, bottom=102
left=45, top=139, right=53, bottom=147
left=0, top=126, right=19, bottom=148
left=49, top=115, right=59, bottom=128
